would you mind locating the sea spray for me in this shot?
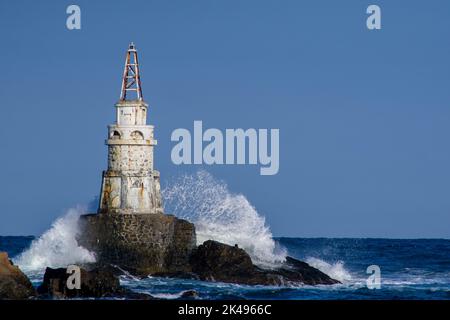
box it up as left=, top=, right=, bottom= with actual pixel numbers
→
left=15, top=207, right=96, bottom=272
left=162, top=170, right=287, bottom=267
left=305, top=257, right=353, bottom=283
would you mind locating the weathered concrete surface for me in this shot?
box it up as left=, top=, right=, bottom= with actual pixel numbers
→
left=78, top=213, right=197, bottom=276
left=99, top=99, right=163, bottom=215
left=0, top=252, right=36, bottom=300
left=99, top=170, right=163, bottom=215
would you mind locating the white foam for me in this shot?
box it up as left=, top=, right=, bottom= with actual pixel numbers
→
left=305, top=257, right=353, bottom=283
left=162, top=170, right=287, bottom=268
left=150, top=291, right=195, bottom=300
left=14, top=206, right=96, bottom=272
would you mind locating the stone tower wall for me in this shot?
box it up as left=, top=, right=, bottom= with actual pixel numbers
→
left=98, top=100, right=163, bottom=214
left=107, top=145, right=154, bottom=172
left=79, top=213, right=197, bottom=275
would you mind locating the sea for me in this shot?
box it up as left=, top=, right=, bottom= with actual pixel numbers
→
left=0, top=236, right=449, bottom=300
left=1, top=171, right=449, bottom=300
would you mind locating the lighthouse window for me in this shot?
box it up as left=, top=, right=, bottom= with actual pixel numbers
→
left=131, top=131, right=144, bottom=140
left=112, top=131, right=121, bottom=139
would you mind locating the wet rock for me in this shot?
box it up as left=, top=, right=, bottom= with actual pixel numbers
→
left=271, top=256, right=341, bottom=285
left=37, top=266, right=154, bottom=299
left=190, top=240, right=339, bottom=286
left=180, top=290, right=198, bottom=299
left=0, top=252, right=36, bottom=300
left=190, top=240, right=255, bottom=282
left=37, top=266, right=119, bottom=298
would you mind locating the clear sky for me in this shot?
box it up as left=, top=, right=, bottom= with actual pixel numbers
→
left=0, top=0, right=449, bottom=237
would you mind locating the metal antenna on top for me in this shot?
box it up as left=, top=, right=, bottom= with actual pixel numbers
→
left=119, top=42, right=143, bottom=101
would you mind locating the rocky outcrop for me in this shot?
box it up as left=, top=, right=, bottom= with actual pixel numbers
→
left=190, top=240, right=339, bottom=286
left=37, top=266, right=119, bottom=298
left=37, top=266, right=154, bottom=299
left=189, top=241, right=255, bottom=282
left=0, top=252, right=36, bottom=300
left=78, top=213, right=196, bottom=276
left=274, top=256, right=340, bottom=285
left=77, top=213, right=339, bottom=286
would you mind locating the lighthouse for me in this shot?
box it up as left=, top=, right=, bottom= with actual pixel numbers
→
left=79, top=43, right=196, bottom=275
left=98, top=42, right=163, bottom=214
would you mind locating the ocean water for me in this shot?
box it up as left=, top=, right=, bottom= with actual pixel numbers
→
left=1, top=172, right=449, bottom=299
left=1, top=236, right=449, bottom=300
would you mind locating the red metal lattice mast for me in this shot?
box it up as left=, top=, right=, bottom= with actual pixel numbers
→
left=119, top=42, right=143, bottom=101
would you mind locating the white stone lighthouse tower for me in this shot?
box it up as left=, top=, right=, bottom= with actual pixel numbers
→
left=98, top=42, right=163, bottom=214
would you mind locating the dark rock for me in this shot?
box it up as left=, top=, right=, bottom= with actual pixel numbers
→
left=37, top=266, right=154, bottom=299
left=190, top=240, right=339, bottom=286
left=78, top=213, right=196, bottom=276
left=37, top=266, right=121, bottom=298
left=0, top=252, right=36, bottom=300
left=271, top=256, right=340, bottom=285
left=81, top=263, right=130, bottom=278
left=190, top=240, right=255, bottom=283
left=38, top=266, right=154, bottom=300
left=180, top=290, right=198, bottom=299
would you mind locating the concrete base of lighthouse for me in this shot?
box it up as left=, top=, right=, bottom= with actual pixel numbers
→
left=78, top=213, right=196, bottom=276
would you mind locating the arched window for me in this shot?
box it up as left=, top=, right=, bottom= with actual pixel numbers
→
left=111, top=130, right=121, bottom=139
left=131, top=131, right=144, bottom=140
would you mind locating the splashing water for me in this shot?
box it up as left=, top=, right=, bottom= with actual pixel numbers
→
left=162, top=170, right=287, bottom=267
left=306, top=257, right=353, bottom=283
left=15, top=207, right=96, bottom=272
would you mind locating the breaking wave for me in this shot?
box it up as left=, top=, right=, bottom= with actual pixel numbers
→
left=162, top=170, right=287, bottom=267
left=305, top=257, right=353, bottom=283
left=12, top=171, right=348, bottom=282
left=15, top=207, right=96, bottom=272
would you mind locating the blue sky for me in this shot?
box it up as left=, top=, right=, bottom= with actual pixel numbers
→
left=0, top=0, right=449, bottom=237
